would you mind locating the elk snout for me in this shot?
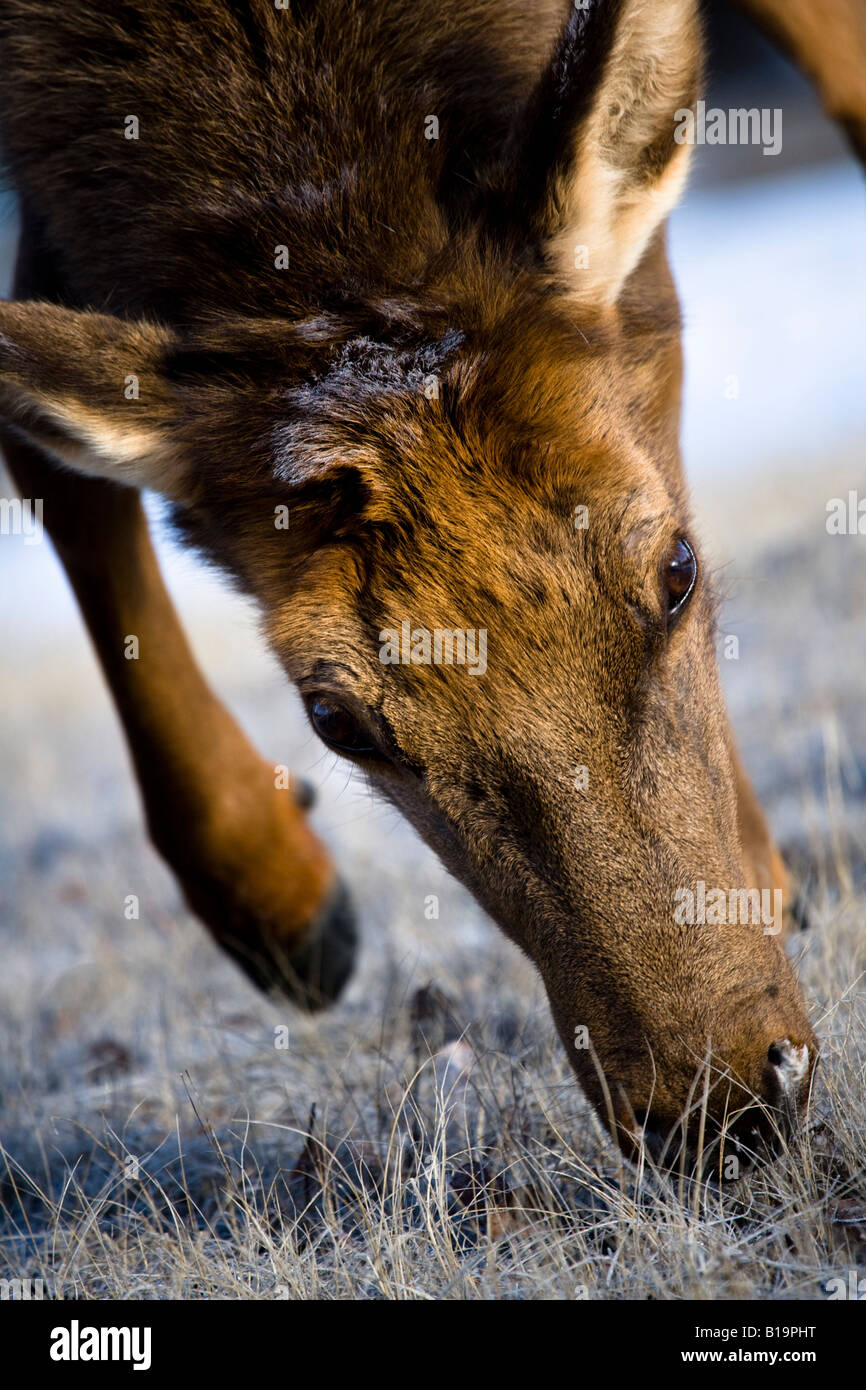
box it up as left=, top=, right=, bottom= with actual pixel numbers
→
left=626, top=1033, right=816, bottom=1172
left=763, top=1037, right=812, bottom=1110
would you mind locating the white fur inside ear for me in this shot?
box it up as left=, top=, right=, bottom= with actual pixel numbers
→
left=547, top=0, right=699, bottom=305
left=550, top=136, right=692, bottom=305
left=28, top=396, right=183, bottom=498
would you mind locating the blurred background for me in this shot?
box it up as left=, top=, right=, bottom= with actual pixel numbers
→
left=675, top=2, right=864, bottom=527
left=0, top=0, right=863, bottom=1298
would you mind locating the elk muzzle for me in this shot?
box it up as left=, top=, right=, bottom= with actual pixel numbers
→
left=547, top=952, right=817, bottom=1171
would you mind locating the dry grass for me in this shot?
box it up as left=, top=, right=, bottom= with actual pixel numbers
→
left=0, top=476, right=864, bottom=1300
left=0, top=926, right=863, bottom=1301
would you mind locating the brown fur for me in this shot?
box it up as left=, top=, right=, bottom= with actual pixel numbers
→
left=3, top=0, right=859, bottom=1163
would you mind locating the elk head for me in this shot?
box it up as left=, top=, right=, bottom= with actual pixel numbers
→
left=0, top=0, right=814, bottom=1164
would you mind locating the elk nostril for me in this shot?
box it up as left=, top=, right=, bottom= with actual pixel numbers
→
left=766, top=1037, right=811, bottom=1104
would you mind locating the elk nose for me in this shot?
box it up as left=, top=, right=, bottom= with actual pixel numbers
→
left=720, top=1036, right=813, bottom=1162
left=763, top=1037, right=811, bottom=1108
left=632, top=1038, right=813, bottom=1170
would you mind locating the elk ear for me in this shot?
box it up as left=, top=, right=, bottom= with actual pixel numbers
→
left=0, top=299, right=185, bottom=498
left=500, top=0, right=701, bottom=308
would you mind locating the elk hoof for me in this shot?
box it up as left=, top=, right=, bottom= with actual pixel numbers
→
left=293, top=777, right=317, bottom=811
left=280, top=877, right=358, bottom=1010
left=223, top=877, right=358, bottom=1011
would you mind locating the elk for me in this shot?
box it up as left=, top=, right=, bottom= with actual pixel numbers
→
left=0, top=0, right=861, bottom=1165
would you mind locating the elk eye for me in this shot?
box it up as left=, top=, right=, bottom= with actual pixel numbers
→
left=663, top=536, right=698, bottom=624
left=308, top=696, right=379, bottom=756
